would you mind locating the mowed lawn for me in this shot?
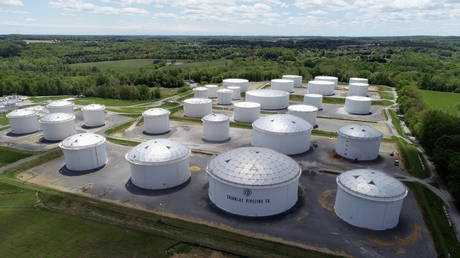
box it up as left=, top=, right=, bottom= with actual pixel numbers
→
left=420, top=90, right=460, bottom=115
left=0, top=114, right=7, bottom=126
left=70, top=59, right=157, bottom=72
left=0, top=147, right=34, bottom=167
left=0, top=183, right=176, bottom=258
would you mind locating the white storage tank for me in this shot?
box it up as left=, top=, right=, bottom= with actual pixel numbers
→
left=206, top=147, right=301, bottom=217
left=143, top=108, right=170, bottom=135
left=314, top=75, right=338, bottom=88
left=7, top=109, right=40, bottom=134
left=252, top=114, right=313, bottom=155
left=288, top=104, right=318, bottom=127
left=345, top=96, right=372, bottom=114
left=282, top=75, right=303, bottom=87
left=334, top=169, right=408, bottom=230
left=59, top=133, right=108, bottom=171
left=303, top=93, right=323, bottom=110
left=228, top=86, right=241, bottom=100
left=183, top=98, right=212, bottom=118
left=202, top=113, right=230, bottom=142
left=233, top=102, right=260, bottom=123
left=336, top=124, right=383, bottom=161
left=271, top=79, right=294, bottom=93
left=82, top=104, right=106, bottom=127
left=308, top=80, right=335, bottom=96
left=223, top=78, right=249, bottom=92
left=348, top=83, right=369, bottom=96
left=47, top=100, right=74, bottom=114
left=205, top=85, right=218, bottom=98
left=217, top=89, right=233, bottom=105
left=245, top=89, right=289, bottom=110
left=349, top=77, right=368, bottom=84
left=39, top=113, right=76, bottom=141
left=194, top=87, right=209, bottom=98
left=125, top=139, right=191, bottom=190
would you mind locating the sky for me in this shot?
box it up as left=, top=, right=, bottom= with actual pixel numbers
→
left=0, top=0, right=460, bottom=36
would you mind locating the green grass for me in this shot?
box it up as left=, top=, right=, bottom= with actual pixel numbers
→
left=29, top=95, right=73, bottom=103
left=312, top=130, right=338, bottom=137
left=290, top=95, right=392, bottom=106
left=2, top=150, right=62, bottom=178
left=371, top=99, right=393, bottom=106
left=394, top=137, right=430, bottom=179
left=0, top=146, right=34, bottom=168
left=389, top=110, right=408, bottom=138
left=70, top=59, right=158, bottom=72
left=420, top=90, right=460, bottom=116
left=0, top=114, right=7, bottom=126
left=378, top=91, right=395, bottom=100
left=74, top=97, right=150, bottom=106
left=406, top=182, right=460, bottom=258
left=104, top=120, right=136, bottom=135
left=106, top=137, right=140, bottom=146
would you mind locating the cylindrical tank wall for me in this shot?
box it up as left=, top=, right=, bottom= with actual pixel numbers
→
left=63, top=143, right=108, bottom=171
left=8, top=116, right=40, bottom=134
left=271, top=79, right=294, bottom=93
left=203, top=121, right=230, bottom=142
left=144, top=116, right=170, bottom=134
left=217, top=90, right=233, bottom=105
left=129, top=159, right=190, bottom=190
left=82, top=110, right=105, bottom=127
left=41, top=121, right=76, bottom=141
left=251, top=130, right=311, bottom=155
left=345, top=97, right=372, bottom=114
left=303, top=94, right=323, bottom=109
left=233, top=103, right=260, bottom=123
left=335, top=136, right=381, bottom=161
left=228, top=86, right=241, bottom=100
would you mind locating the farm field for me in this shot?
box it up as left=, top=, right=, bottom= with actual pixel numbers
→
left=420, top=90, right=460, bottom=115
left=0, top=146, right=34, bottom=168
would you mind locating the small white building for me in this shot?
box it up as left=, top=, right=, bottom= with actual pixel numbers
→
left=6, top=109, right=40, bottom=135
left=206, top=147, right=301, bottom=217
left=252, top=114, right=313, bottom=155
left=194, top=87, right=209, bottom=98
left=202, top=113, right=230, bottom=142
left=345, top=96, right=372, bottom=115
left=47, top=100, right=74, bottom=114
left=336, top=124, right=383, bottom=161
left=308, top=80, right=335, bottom=96
left=125, top=139, right=191, bottom=190
left=223, top=78, right=249, bottom=92
left=217, top=89, right=233, bottom=105
left=271, top=79, right=294, bottom=93
left=314, top=75, right=338, bottom=88
left=348, top=83, right=369, bottom=97
left=288, top=104, right=318, bottom=127
left=143, top=108, right=170, bottom=135
left=349, top=77, right=368, bottom=84
left=303, top=93, right=323, bottom=110
left=233, top=102, right=260, bottom=123
left=59, top=133, right=108, bottom=171
left=183, top=98, right=212, bottom=118
left=245, top=89, right=289, bottom=110
left=82, top=104, right=106, bottom=127
left=228, top=86, right=241, bottom=100
left=282, top=75, right=303, bottom=86
left=334, top=169, right=408, bottom=230
left=39, top=113, right=76, bottom=141
left=205, top=85, right=219, bottom=98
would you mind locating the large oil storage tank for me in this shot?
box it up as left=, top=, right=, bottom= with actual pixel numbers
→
left=82, top=104, right=105, bottom=127
left=125, top=139, right=191, bottom=190
left=345, top=96, right=372, bottom=114
left=252, top=114, right=312, bottom=155
left=194, top=87, right=208, bottom=98
left=336, top=124, right=383, bottom=161
left=7, top=109, right=40, bottom=134
left=282, top=75, right=303, bottom=87
left=348, top=83, right=369, bottom=97
left=202, top=113, right=230, bottom=142
left=308, top=80, right=335, bottom=96
left=303, top=93, right=323, bottom=110
left=334, top=169, right=408, bottom=230
left=288, top=104, right=318, bottom=127
left=217, top=89, right=233, bottom=105
left=39, top=113, right=76, bottom=141
left=314, top=76, right=338, bottom=88
left=271, top=79, right=294, bottom=93
left=59, top=133, right=107, bottom=171
left=47, top=100, right=74, bottom=114
left=228, top=86, right=241, bottom=100
left=205, top=85, right=218, bottom=98
left=245, top=89, right=289, bottom=110
left=143, top=108, right=170, bottom=135
left=206, top=147, right=301, bottom=217
left=183, top=98, right=212, bottom=118
left=223, top=78, right=249, bottom=92
left=349, top=77, right=368, bottom=84
left=233, top=102, right=260, bottom=123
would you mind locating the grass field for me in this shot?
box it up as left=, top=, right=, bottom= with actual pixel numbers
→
left=394, top=137, right=430, bottom=179
left=29, top=95, right=73, bottom=103
left=420, top=90, right=460, bottom=115
left=0, top=146, right=34, bottom=168
left=0, top=114, right=7, bottom=126
left=389, top=110, right=408, bottom=138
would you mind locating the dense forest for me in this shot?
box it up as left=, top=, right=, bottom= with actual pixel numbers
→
left=1, top=36, right=460, bottom=100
